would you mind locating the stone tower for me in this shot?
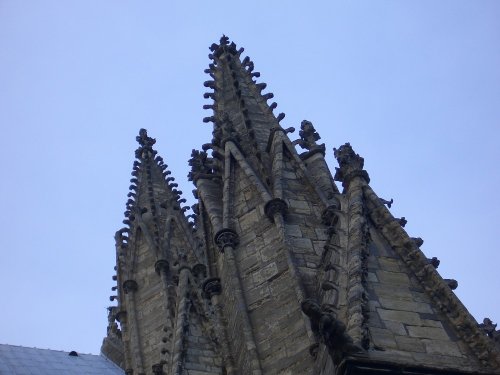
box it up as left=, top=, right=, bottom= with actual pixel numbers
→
left=101, top=37, right=500, bottom=375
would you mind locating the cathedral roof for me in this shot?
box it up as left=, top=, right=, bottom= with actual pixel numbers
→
left=0, top=344, right=124, bottom=375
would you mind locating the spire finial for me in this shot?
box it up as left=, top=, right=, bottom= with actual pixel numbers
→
left=136, top=128, right=156, bottom=148
left=220, top=34, right=230, bottom=45
left=188, top=149, right=215, bottom=182
left=208, top=35, right=241, bottom=60
left=333, top=143, right=370, bottom=186
left=293, top=120, right=326, bottom=156
left=135, top=128, right=156, bottom=159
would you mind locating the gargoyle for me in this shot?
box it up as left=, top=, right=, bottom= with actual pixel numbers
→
left=301, top=299, right=363, bottom=364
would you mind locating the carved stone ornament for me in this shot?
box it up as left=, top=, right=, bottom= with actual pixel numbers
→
left=479, top=318, right=500, bottom=344
left=188, top=149, right=215, bottom=182
left=301, top=299, right=363, bottom=364
left=427, top=256, right=440, bottom=269
left=122, top=279, right=138, bottom=294
left=396, top=217, right=407, bottom=227
left=333, top=143, right=370, bottom=186
left=154, top=259, right=170, bottom=274
left=221, top=113, right=240, bottom=143
left=264, top=198, right=288, bottom=221
left=445, top=279, right=458, bottom=290
left=380, top=197, right=393, bottom=208
left=293, top=120, right=326, bottom=156
left=203, top=277, right=222, bottom=298
left=208, top=34, right=240, bottom=59
left=211, top=112, right=240, bottom=148
left=135, top=128, right=156, bottom=159
left=411, top=237, right=424, bottom=247
left=214, top=228, right=239, bottom=252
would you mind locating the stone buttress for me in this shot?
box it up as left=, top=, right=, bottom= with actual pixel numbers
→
left=102, top=130, right=224, bottom=375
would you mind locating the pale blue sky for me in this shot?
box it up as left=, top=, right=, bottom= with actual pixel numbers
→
left=0, top=1, right=499, bottom=354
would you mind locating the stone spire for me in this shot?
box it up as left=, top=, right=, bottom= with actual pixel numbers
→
left=202, top=35, right=287, bottom=170
left=188, top=37, right=344, bottom=375
left=103, top=129, right=206, bottom=375
left=121, top=128, right=199, bottom=271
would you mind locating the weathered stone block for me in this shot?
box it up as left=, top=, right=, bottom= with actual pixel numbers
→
left=369, top=327, right=398, bottom=350
left=239, top=209, right=259, bottom=231
left=377, top=257, right=401, bottom=272
left=394, top=335, right=425, bottom=353
left=373, top=284, right=412, bottom=300
left=421, top=318, right=444, bottom=328
left=246, top=284, right=271, bottom=308
left=378, top=308, right=422, bottom=325
left=252, top=262, right=279, bottom=285
left=285, top=224, right=303, bottom=237
left=384, top=321, right=407, bottom=336
left=422, top=339, right=463, bottom=357
left=376, top=270, right=410, bottom=285
left=368, top=310, right=384, bottom=328
left=367, top=272, right=379, bottom=282
left=378, top=297, right=434, bottom=314
left=291, top=237, right=313, bottom=251
left=406, top=326, right=449, bottom=340
left=288, top=199, right=309, bottom=210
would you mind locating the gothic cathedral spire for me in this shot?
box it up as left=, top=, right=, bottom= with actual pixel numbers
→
left=102, top=38, right=500, bottom=375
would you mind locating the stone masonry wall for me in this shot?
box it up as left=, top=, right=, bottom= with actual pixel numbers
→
left=133, top=235, right=167, bottom=372
left=365, top=224, right=482, bottom=372
left=217, top=162, right=319, bottom=374
left=184, top=306, right=223, bottom=375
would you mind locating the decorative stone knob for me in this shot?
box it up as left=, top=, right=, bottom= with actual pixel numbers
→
left=445, top=279, right=458, bottom=290
left=214, top=228, right=239, bottom=252
left=122, top=280, right=138, bottom=294
left=264, top=198, right=288, bottom=221
left=154, top=259, right=169, bottom=274
left=203, top=277, right=222, bottom=298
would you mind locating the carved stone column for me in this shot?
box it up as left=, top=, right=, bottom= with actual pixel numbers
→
left=155, top=259, right=173, bottom=369
left=214, top=228, right=239, bottom=252
left=265, top=198, right=315, bottom=344
left=171, top=262, right=191, bottom=375
left=334, top=143, right=370, bottom=349
left=214, top=229, right=262, bottom=375
left=121, top=279, right=145, bottom=374
left=203, top=277, right=236, bottom=375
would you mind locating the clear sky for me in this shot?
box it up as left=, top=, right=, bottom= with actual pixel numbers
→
left=0, top=1, right=499, bottom=355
